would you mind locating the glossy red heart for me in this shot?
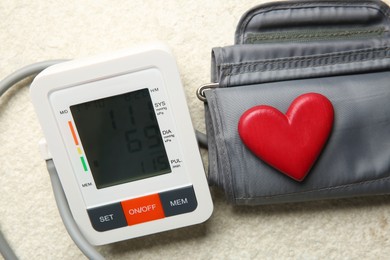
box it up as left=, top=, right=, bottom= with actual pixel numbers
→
left=238, top=93, right=334, bottom=181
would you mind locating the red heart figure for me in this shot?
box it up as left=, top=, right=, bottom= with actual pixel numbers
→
left=238, top=93, right=334, bottom=181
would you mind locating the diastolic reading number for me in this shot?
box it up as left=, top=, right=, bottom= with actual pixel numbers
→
left=125, top=126, right=160, bottom=153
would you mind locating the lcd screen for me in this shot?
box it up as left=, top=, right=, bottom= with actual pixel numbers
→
left=70, top=88, right=171, bottom=189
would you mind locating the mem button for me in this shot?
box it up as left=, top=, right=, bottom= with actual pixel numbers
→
left=87, top=203, right=127, bottom=232
left=159, top=186, right=198, bottom=217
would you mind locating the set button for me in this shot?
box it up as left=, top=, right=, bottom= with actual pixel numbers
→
left=87, top=186, right=197, bottom=232
left=87, top=203, right=127, bottom=232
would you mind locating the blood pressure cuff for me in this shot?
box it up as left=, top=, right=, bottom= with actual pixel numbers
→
left=204, top=0, right=390, bottom=205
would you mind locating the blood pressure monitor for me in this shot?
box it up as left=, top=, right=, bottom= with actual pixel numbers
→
left=30, top=43, right=213, bottom=245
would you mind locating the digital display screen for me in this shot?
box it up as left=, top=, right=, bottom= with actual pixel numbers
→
left=70, top=88, right=171, bottom=189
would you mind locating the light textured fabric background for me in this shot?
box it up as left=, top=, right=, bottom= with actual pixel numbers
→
left=1, top=0, right=390, bottom=259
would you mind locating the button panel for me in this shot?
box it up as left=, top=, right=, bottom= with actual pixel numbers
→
left=87, top=186, right=197, bottom=232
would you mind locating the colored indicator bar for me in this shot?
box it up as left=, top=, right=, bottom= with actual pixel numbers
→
left=80, top=156, right=88, bottom=172
left=68, top=121, right=79, bottom=146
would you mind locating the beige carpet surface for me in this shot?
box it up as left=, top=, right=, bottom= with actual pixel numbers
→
left=2, top=0, right=390, bottom=259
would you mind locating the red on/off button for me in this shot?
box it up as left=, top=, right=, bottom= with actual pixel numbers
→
left=121, top=194, right=165, bottom=226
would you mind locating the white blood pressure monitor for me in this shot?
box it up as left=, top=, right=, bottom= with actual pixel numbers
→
left=30, top=44, right=213, bottom=245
